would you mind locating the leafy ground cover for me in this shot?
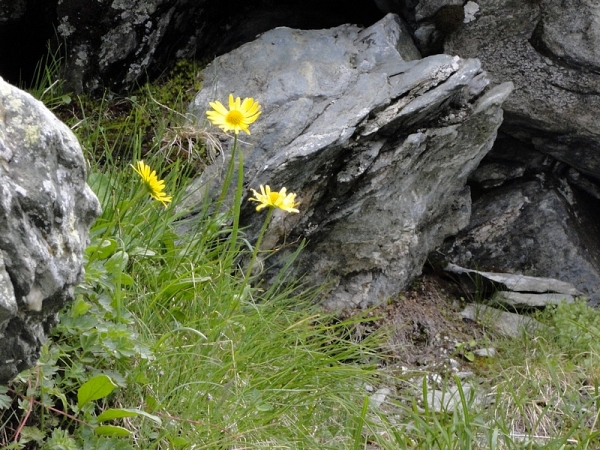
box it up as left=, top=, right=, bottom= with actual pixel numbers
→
left=2, top=56, right=600, bottom=449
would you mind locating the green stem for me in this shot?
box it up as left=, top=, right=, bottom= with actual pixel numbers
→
left=217, top=134, right=238, bottom=206
left=228, top=142, right=244, bottom=257
left=245, top=206, right=275, bottom=280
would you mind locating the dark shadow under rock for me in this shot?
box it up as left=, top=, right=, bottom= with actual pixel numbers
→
left=438, top=177, right=600, bottom=305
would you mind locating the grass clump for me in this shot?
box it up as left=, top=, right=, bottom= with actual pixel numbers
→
left=474, top=300, right=600, bottom=448
left=0, top=60, right=394, bottom=449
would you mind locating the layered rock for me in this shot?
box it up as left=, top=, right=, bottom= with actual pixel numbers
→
left=0, top=78, right=100, bottom=384
left=188, top=14, right=512, bottom=309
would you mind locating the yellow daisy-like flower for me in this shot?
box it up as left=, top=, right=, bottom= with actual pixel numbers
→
left=206, top=94, right=261, bottom=135
left=131, top=160, right=172, bottom=207
left=249, top=185, right=300, bottom=213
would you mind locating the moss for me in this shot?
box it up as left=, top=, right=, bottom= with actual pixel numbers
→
left=144, top=59, right=203, bottom=109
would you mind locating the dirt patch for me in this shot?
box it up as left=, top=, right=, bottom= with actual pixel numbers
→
left=352, top=272, right=491, bottom=373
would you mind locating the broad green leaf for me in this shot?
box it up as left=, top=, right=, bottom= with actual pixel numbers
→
left=105, top=251, right=129, bottom=273
left=71, top=297, right=92, bottom=317
left=77, top=375, right=117, bottom=408
left=119, top=273, right=134, bottom=286
left=170, top=436, right=190, bottom=447
left=93, top=425, right=132, bottom=437
left=256, top=402, right=274, bottom=412
left=129, top=247, right=156, bottom=257
left=97, top=408, right=162, bottom=425
left=0, top=385, right=11, bottom=410
left=85, top=238, right=117, bottom=260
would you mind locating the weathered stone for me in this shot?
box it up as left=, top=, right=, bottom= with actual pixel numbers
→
left=473, top=347, right=495, bottom=358
left=54, top=0, right=207, bottom=93
left=0, top=0, right=389, bottom=93
left=440, top=179, right=600, bottom=304
left=468, top=161, right=526, bottom=190
left=461, top=304, right=542, bottom=338
left=188, top=14, right=512, bottom=309
left=492, top=291, right=575, bottom=309
left=423, top=383, right=478, bottom=413
left=566, top=169, right=600, bottom=202
left=444, top=263, right=583, bottom=296
left=0, top=77, right=101, bottom=384
left=445, top=0, right=600, bottom=183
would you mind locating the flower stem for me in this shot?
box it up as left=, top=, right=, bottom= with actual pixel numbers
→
left=228, top=141, right=244, bottom=256
left=217, top=134, right=238, bottom=206
left=245, top=206, right=275, bottom=280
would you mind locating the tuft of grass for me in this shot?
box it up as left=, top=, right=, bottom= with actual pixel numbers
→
left=2, top=57, right=397, bottom=449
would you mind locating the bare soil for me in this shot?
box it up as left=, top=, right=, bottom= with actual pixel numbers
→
left=352, top=271, right=491, bottom=373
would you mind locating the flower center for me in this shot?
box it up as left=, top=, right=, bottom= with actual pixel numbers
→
left=226, top=110, right=244, bottom=126
left=268, top=193, right=280, bottom=205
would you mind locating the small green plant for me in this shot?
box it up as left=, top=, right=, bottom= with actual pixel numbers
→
left=454, top=339, right=477, bottom=362
left=543, top=299, right=600, bottom=359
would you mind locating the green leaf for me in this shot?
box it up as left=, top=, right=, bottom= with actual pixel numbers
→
left=119, top=273, right=134, bottom=286
left=129, top=247, right=156, bottom=257
left=169, top=436, right=190, bottom=447
left=256, top=402, right=274, bottom=412
left=93, top=425, right=132, bottom=437
left=105, top=251, right=129, bottom=273
left=97, top=408, right=162, bottom=425
left=77, top=374, right=117, bottom=408
left=71, top=297, right=92, bottom=318
left=95, top=239, right=118, bottom=260
left=0, top=385, right=11, bottom=410
left=19, top=426, right=46, bottom=443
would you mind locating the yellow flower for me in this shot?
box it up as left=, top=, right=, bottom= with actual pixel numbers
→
left=131, top=160, right=172, bottom=207
left=206, top=94, right=261, bottom=135
left=249, top=185, right=299, bottom=213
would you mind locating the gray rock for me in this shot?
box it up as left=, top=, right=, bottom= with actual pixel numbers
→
left=492, top=291, right=576, bottom=309
left=445, top=0, right=600, bottom=183
left=0, top=0, right=26, bottom=23
left=55, top=0, right=205, bottom=92
left=444, top=263, right=583, bottom=296
left=440, top=179, right=600, bottom=304
left=473, top=347, right=495, bottom=357
left=423, top=383, right=477, bottom=413
left=468, top=161, right=526, bottom=189
left=370, top=387, right=392, bottom=408
left=0, top=77, right=100, bottom=384
left=537, top=0, right=600, bottom=72
left=461, top=304, right=542, bottom=338
left=566, top=169, right=600, bottom=202
left=188, top=14, right=512, bottom=309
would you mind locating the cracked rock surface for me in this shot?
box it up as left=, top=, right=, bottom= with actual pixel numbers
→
left=0, top=77, right=100, bottom=384
left=189, top=14, right=512, bottom=309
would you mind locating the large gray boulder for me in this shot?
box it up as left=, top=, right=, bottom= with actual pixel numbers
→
left=438, top=178, right=600, bottom=304
left=445, top=0, right=600, bottom=183
left=0, top=78, right=100, bottom=384
left=188, top=14, right=512, bottom=309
